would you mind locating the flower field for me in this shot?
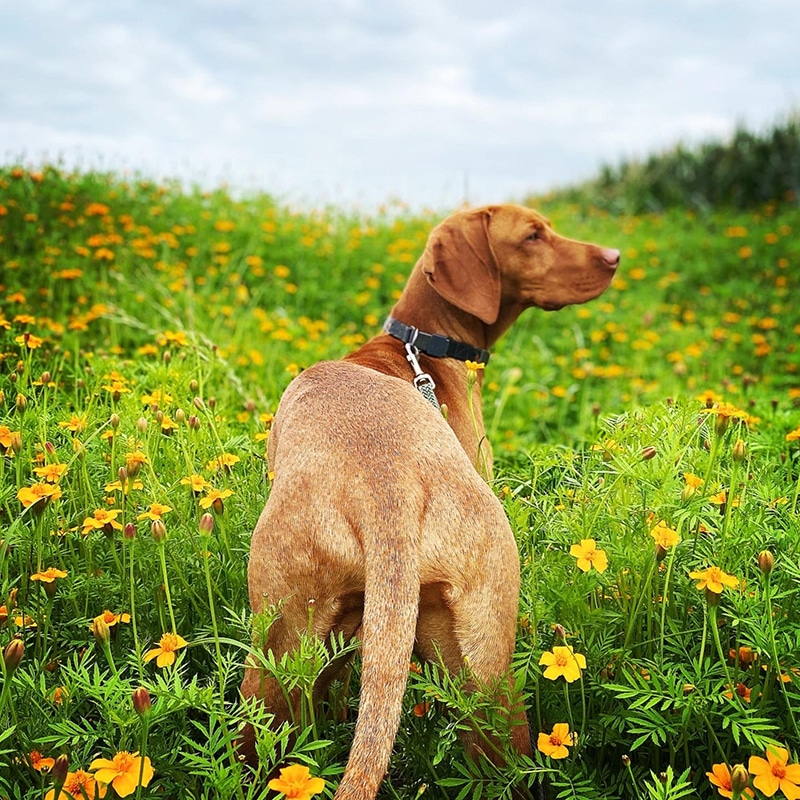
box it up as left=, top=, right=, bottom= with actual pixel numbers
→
left=1, top=164, right=799, bottom=799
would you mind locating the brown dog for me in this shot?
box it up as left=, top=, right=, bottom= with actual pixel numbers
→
left=241, top=204, right=619, bottom=798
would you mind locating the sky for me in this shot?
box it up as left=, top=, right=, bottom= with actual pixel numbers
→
left=2, top=0, right=799, bottom=211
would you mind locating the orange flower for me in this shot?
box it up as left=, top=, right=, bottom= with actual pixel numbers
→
left=90, top=751, right=153, bottom=797
left=724, top=682, right=752, bottom=703
left=706, top=763, right=754, bottom=798
left=144, top=632, right=188, bottom=667
left=650, top=521, right=680, bottom=550
left=31, top=567, right=68, bottom=583
left=539, top=646, right=587, bottom=683
left=689, top=566, right=738, bottom=595
left=82, top=508, right=124, bottom=535
left=199, top=488, right=234, bottom=510
left=46, top=769, right=107, bottom=800
left=748, top=746, right=800, bottom=798
left=267, top=764, right=325, bottom=800
left=33, top=463, right=68, bottom=483
left=137, top=503, right=172, bottom=522
left=537, top=723, right=576, bottom=759
left=28, top=750, right=56, bottom=772
left=787, top=427, right=800, bottom=442
left=90, top=610, right=131, bottom=631
left=18, top=482, right=62, bottom=509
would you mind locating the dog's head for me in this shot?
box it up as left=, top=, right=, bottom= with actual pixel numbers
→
left=420, top=204, right=620, bottom=325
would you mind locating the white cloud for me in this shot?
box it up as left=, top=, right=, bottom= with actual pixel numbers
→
left=2, top=0, right=799, bottom=209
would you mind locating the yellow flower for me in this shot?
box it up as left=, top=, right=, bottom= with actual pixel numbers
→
left=206, top=453, right=241, bottom=472
left=569, top=539, right=608, bottom=573
left=706, top=763, right=754, bottom=799
left=537, top=723, right=576, bottom=759
left=180, top=474, right=211, bottom=494
left=31, top=567, right=68, bottom=583
left=539, top=645, right=587, bottom=683
left=267, top=764, right=326, bottom=800
left=650, top=521, right=680, bottom=550
left=46, top=769, right=107, bottom=800
left=465, top=360, right=485, bottom=374
left=90, top=610, right=131, bottom=631
left=748, top=746, right=800, bottom=799
left=33, top=463, right=68, bottom=483
left=90, top=751, right=153, bottom=797
left=0, top=425, right=19, bottom=449
left=18, top=482, right=62, bottom=509
left=82, top=508, right=124, bottom=535
left=58, top=415, right=87, bottom=433
left=787, top=427, right=800, bottom=442
left=137, top=503, right=173, bottom=521
left=689, top=566, right=738, bottom=594
left=144, top=632, right=188, bottom=667
left=199, top=487, right=234, bottom=510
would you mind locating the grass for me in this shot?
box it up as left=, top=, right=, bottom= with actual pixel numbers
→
left=0, top=163, right=799, bottom=799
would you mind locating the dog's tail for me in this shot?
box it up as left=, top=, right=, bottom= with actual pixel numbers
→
left=333, top=495, right=420, bottom=800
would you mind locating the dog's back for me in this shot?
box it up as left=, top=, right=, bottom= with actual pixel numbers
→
left=247, top=360, right=519, bottom=799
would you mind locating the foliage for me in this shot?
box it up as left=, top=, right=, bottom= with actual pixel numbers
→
left=532, top=114, right=800, bottom=214
left=0, top=163, right=799, bottom=798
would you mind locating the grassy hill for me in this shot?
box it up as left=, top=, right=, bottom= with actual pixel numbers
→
left=0, top=150, right=799, bottom=799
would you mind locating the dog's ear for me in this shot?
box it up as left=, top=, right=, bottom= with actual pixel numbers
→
left=421, top=208, right=500, bottom=325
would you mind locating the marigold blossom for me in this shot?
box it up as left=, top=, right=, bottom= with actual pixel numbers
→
left=569, top=539, right=608, bottom=573
left=18, top=482, right=62, bottom=508
left=33, top=463, right=68, bottom=483
left=748, top=746, right=800, bottom=799
left=199, top=487, right=234, bottom=510
left=689, top=565, right=739, bottom=594
left=137, top=503, right=173, bottom=522
left=90, top=751, right=153, bottom=797
left=706, top=763, right=754, bottom=799
left=144, top=632, right=188, bottom=667
left=180, top=474, right=211, bottom=493
left=537, top=723, right=576, bottom=759
left=787, top=427, right=800, bottom=442
left=28, top=750, right=56, bottom=772
left=45, top=769, right=107, bottom=800
left=650, top=521, right=680, bottom=550
left=82, top=508, right=124, bottom=535
left=267, top=764, right=326, bottom=800
left=31, top=567, right=68, bottom=583
left=539, top=645, right=587, bottom=683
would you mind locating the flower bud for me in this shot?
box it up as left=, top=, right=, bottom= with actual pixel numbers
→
left=123, top=522, right=137, bottom=541
left=110, top=413, right=120, bottom=429
left=714, top=414, right=730, bottom=436
left=641, top=446, right=657, bottom=461
left=553, top=623, right=567, bottom=641
left=199, top=513, right=214, bottom=536
left=3, top=638, right=24, bottom=674
left=730, top=763, right=749, bottom=797
left=92, top=616, right=111, bottom=645
left=193, top=396, right=205, bottom=411
left=137, top=417, right=148, bottom=433
left=45, top=441, right=55, bottom=455
left=188, top=414, right=200, bottom=430
left=163, top=350, right=171, bottom=364
left=175, top=408, right=186, bottom=424
left=118, top=466, right=128, bottom=487
left=15, top=394, right=27, bottom=414
left=621, top=754, right=631, bottom=767
left=732, top=439, right=746, bottom=463
left=757, top=550, right=774, bottom=575
left=52, top=753, right=69, bottom=786
left=151, top=519, right=167, bottom=543
left=208, top=397, right=216, bottom=410
left=189, top=379, right=199, bottom=393
left=133, top=686, right=152, bottom=717
left=40, top=371, right=52, bottom=386
left=655, top=544, right=668, bottom=563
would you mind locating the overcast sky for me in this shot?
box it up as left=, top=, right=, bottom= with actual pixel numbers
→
left=2, top=0, right=799, bottom=210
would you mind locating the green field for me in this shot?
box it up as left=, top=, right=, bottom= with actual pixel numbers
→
left=1, top=160, right=799, bottom=800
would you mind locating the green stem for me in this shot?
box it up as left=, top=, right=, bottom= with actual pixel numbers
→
left=201, top=535, right=226, bottom=703
left=157, top=543, right=177, bottom=633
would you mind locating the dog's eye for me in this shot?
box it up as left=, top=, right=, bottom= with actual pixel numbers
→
left=526, top=229, right=541, bottom=242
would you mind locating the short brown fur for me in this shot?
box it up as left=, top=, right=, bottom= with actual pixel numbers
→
left=241, top=204, right=619, bottom=799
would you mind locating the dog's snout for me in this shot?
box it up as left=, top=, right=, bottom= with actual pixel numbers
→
left=601, top=248, right=620, bottom=269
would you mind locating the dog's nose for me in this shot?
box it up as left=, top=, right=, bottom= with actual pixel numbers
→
left=602, top=248, right=620, bottom=268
